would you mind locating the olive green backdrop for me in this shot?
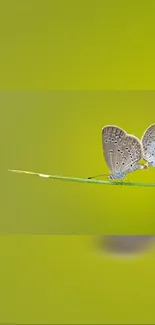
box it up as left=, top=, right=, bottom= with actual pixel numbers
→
left=3, top=90, right=155, bottom=235
left=1, top=0, right=155, bottom=324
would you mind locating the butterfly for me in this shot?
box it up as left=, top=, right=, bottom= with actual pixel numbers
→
left=88, top=125, right=146, bottom=181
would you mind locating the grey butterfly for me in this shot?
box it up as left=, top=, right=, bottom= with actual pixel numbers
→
left=141, top=124, right=155, bottom=168
left=89, top=125, right=146, bottom=181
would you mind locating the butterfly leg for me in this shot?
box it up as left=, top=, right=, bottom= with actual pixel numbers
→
left=119, top=179, right=123, bottom=186
left=125, top=176, right=130, bottom=184
left=144, top=162, right=149, bottom=169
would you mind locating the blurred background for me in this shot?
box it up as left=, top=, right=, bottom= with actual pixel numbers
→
left=1, top=0, right=155, bottom=324
left=3, top=90, right=155, bottom=234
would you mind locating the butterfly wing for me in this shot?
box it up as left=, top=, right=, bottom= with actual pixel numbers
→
left=141, top=124, right=155, bottom=166
left=120, top=134, right=143, bottom=174
left=102, top=125, right=126, bottom=173
left=102, top=125, right=143, bottom=175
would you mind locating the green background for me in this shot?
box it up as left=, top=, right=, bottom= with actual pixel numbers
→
left=2, top=0, right=155, bottom=324
left=3, top=90, right=155, bottom=234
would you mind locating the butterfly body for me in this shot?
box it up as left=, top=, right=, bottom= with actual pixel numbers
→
left=108, top=163, right=146, bottom=181
left=108, top=172, right=125, bottom=180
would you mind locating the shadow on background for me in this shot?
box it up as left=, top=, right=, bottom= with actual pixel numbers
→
left=96, top=235, right=155, bottom=257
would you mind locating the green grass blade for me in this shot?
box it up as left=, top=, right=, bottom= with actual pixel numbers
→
left=8, top=169, right=155, bottom=187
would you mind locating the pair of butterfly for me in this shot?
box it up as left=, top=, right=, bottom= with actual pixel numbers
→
left=88, top=124, right=155, bottom=181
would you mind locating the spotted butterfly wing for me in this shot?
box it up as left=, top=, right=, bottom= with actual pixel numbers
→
left=102, top=125, right=144, bottom=179
left=141, top=124, right=155, bottom=167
